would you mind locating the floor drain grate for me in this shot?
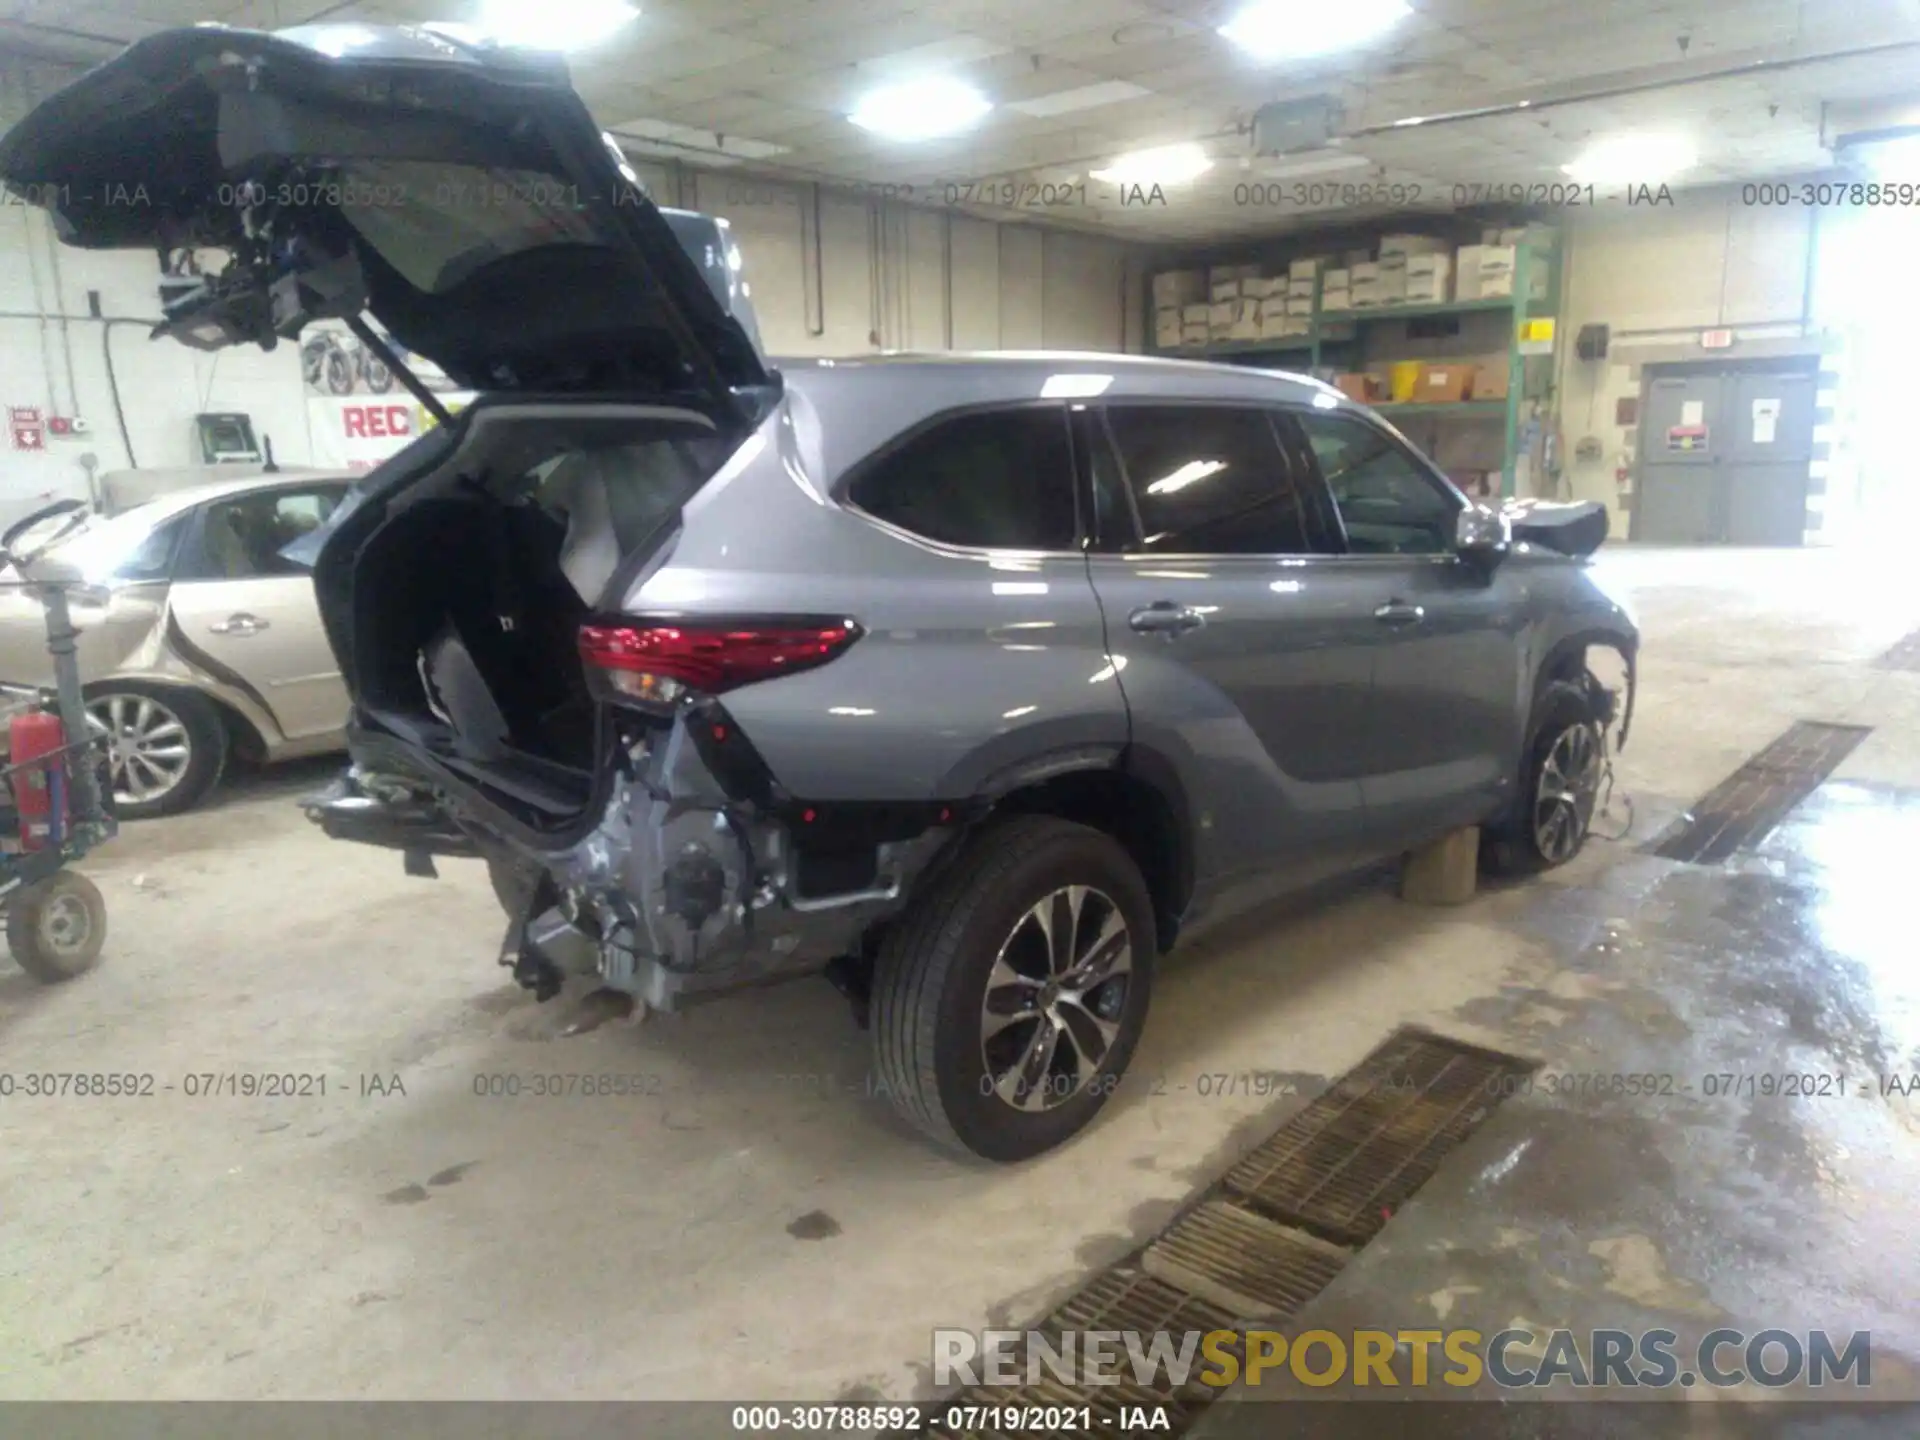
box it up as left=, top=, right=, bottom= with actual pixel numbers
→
left=1649, top=720, right=1871, bottom=865
left=922, top=1271, right=1239, bottom=1439
left=1141, top=1200, right=1350, bottom=1319
left=1221, top=1028, right=1535, bottom=1248
left=906, top=1028, right=1538, bottom=1437
left=1875, top=630, right=1920, bottom=671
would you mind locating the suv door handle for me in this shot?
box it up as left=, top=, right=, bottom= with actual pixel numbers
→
left=208, top=612, right=268, bottom=636
left=1129, top=602, right=1207, bottom=635
left=1373, top=601, right=1425, bottom=626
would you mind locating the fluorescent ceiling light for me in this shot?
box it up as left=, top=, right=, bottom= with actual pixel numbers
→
left=1091, top=143, right=1213, bottom=186
left=1220, top=0, right=1410, bottom=60
left=475, top=0, right=636, bottom=50
left=850, top=78, right=992, bottom=140
left=1564, top=133, right=1697, bottom=185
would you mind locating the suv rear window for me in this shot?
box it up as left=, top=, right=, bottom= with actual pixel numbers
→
left=849, top=408, right=1078, bottom=551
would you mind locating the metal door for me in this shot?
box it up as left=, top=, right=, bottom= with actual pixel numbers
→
left=1724, top=372, right=1816, bottom=546
left=1634, top=373, right=1723, bottom=543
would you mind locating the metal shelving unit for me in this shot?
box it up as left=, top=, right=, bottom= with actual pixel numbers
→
left=1145, top=228, right=1563, bottom=497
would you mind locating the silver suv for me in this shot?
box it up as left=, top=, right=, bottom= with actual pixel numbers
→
left=4, top=22, right=1637, bottom=1160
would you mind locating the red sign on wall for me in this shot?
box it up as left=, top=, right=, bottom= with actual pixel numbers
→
left=8, top=407, right=45, bottom=452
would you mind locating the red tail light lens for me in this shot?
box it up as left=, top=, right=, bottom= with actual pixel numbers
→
left=579, top=618, right=863, bottom=702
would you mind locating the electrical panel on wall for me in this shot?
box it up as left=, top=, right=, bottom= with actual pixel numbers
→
left=194, top=413, right=261, bottom=465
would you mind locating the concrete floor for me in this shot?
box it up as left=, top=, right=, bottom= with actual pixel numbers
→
left=2, top=545, right=1917, bottom=1410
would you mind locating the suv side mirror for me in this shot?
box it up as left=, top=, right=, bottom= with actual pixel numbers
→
left=1454, top=505, right=1511, bottom=563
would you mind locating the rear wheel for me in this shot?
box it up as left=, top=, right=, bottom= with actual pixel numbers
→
left=87, top=684, right=227, bottom=819
left=871, top=816, right=1155, bottom=1162
left=8, top=871, right=107, bottom=983
left=1487, top=679, right=1606, bottom=874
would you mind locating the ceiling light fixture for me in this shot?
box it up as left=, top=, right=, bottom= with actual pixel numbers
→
left=1220, top=0, right=1410, bottom=60
left=1090, top=143, right=1213, bottom=186
left=849, top=77, right=992, bottom=141
left=1564, top=133, right=1698, bottom=186
left=474, top=0, right=637, bottom=50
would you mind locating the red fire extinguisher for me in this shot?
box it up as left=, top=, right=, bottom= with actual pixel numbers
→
left=10, top=710, right=68, bottom=851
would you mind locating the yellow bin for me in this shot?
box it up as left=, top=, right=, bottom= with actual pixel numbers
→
left=1389, top=361, right=1424, bottom=402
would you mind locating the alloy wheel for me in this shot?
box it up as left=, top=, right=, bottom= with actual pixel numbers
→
left=980, top=884, right=1133, bottom=1113
left=89, top=693, right=194, bottom=808
left=1533, top=722, right=1603, bottom=864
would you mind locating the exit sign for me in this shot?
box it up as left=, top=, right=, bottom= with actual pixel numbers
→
left=1701, top=328, right=1735, bottom=349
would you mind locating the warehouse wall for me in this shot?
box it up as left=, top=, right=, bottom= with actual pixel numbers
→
left=0, top=57, right=1140, bottom=520
left=1553, top=190, right=1825, bottom=531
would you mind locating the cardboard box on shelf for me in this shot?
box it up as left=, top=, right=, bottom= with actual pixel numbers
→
left=1320, top=288, right=1352, bottom=311
left=1412, top=362, right=1478, bottom=403
left=1151, top=270, right=1207, bottom=308
left=1239, top=275, right=1277, bottom=299
left=1281, top=315, right=1312, bottom=336
left=1334, top=372, right=1386, bottom=403
left=1480, top=227, right=1530, bottom=247
left=1405, top=257, right=1453, bottom=304
left=1285, top=296, right=1313, bottom=316
left=1471, top=359, right=1510, bottom=400
left=1379, top=233, right=1451, bottom=258
left=1259, top=295, right=1289, bottom=322
left=1181, top=324, right=1210, bottom=348
left=1288, top=256, right=1324, bottom=279
left=1208, top=299, right=1237, bottom=328
left=1210, top=277, right=1241, bottom=303
left=1182, top=302, right=1212, bottom=324
left=1155, top=309, right=1184, bottom=348
left=1323, top=267, right=1349, bottom=289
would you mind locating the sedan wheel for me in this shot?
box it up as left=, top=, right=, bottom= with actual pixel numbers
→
left=981, top=885, right=1133, bottom=1113
left=85, top=686, right=227, bottom=819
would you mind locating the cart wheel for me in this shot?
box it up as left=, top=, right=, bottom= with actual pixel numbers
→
left=8, top=871, right=107, bottom=983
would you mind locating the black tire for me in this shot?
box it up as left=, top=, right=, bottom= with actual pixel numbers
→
left=871, top=815, right=1157, bottom=1162
left=1486, top=679, right=1605, bottom=875
left=86, top=684, right=227, bottom=820
left=8, top=870, right=107, bottom=983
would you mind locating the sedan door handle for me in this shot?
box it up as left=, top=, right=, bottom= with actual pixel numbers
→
left=1373, top=600, right=1426, bottom=627
left=208, top=612, right=268, bottom=636
left=1129, top=602, right=1207, bottom=636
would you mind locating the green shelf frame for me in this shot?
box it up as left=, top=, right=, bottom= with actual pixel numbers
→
left=1146, top=228, right=1564, bottom=497
left=1372, top=400, right=1510, bottom=420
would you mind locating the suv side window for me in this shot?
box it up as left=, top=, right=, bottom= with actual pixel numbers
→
left=1293, top=412, right=1461, bottom=555
left=848, top=407, right=1078, bottom=551
left=184, top=485, right=349, bottom=580
left=1102, top=404, right=1321, bottom=555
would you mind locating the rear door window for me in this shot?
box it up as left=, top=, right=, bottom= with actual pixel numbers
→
left=1101, top=404, right=1328, bottom=555
left=848, top=407, right=1078, bottom=551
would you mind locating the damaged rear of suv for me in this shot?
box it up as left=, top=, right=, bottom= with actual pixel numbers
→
left=5, top=20, right=1638, bottom=1163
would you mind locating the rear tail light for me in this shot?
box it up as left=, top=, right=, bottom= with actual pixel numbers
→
left=579, top=618, right=863, bottom=704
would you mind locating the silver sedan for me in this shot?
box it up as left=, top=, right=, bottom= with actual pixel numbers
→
left=0, top=472, right=354, bottom=817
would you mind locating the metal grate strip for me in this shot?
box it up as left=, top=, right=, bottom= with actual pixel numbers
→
left=920, top=1272, right=1239, bottom=1439
left=1649, top=720, right=1871, bottom=865
left=1142, top=1201, right=1349, bottom=1319
left=1222, top=1028, right=1534, bottom=1246
left=1875, top=630, right=1920, bottom=672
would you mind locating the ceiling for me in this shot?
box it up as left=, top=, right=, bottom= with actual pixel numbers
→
left=6, top=0, right=1920, bottom=242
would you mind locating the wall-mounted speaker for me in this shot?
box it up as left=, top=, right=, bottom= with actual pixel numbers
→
left=1576, top=323, right=1610, bottom=361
